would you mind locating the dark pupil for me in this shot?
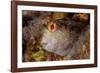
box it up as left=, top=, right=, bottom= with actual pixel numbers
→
left=51, top=24, right=54, bottom=30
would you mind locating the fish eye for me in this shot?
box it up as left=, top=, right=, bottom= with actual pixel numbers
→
left=48, top=22, right=57, bottom=32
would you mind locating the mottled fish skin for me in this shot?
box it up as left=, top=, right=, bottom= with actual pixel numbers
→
left=41, top=25, right=73, bottom=56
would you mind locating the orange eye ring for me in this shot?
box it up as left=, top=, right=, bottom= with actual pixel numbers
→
left=48, top=22, right=57, bottom=32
